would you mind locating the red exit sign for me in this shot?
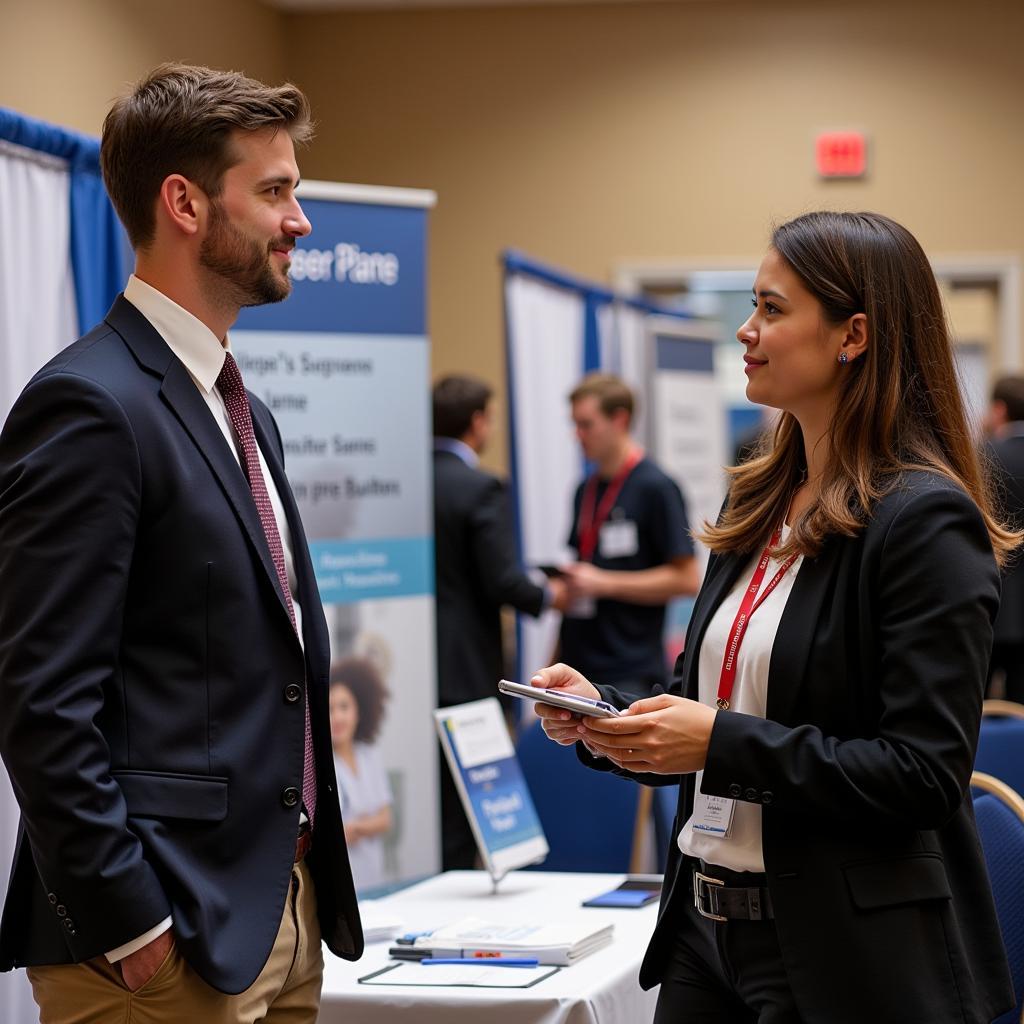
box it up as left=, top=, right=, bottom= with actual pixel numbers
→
left=816, top=131, right=868, bottom=179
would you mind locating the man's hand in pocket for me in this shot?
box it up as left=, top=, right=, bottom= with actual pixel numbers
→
left=120, top=930, right=174, bottom=992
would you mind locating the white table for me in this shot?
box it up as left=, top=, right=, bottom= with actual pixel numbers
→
left=319, top=871, right=661, bottom=1024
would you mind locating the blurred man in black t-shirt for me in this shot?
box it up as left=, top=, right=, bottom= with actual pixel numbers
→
left=559, top=374, right=700, bottom=697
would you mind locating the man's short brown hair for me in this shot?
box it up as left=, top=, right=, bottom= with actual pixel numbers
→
left=433, top=375, right=493, bottom=440
left=569, top=372, right=636, bottom=423
left=100, top=63, right=314, bottom=249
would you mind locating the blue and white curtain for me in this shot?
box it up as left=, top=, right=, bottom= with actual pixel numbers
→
left=0, top=107, right=129, bottom=1024
left=502, top=251, right=696, bottom=685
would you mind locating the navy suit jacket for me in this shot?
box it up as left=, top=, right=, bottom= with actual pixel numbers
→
left=581, top=472, right=1014, bottom=1023
left=0, top=296, right=362, bottom=994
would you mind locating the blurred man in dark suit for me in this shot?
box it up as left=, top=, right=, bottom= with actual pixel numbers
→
left=984, top=374, right=1024, bottom=701
left=432, top=375, right=567, bottom=868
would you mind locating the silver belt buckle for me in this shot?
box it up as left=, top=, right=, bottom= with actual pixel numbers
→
left=694, top=870, right=728, bottom=921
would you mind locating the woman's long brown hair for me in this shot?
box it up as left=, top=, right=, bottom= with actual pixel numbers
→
left=699, top=211, right=1020, bottom=567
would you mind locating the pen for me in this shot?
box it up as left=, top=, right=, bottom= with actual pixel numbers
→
left=422, top=957, right=539, bottom=968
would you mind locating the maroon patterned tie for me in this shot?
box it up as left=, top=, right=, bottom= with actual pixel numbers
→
left=217, top=352, right=316, bottom=829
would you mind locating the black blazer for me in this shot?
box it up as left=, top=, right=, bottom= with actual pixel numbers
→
left=0, top=297, right=362, bottom=994
left=582, top=472, right=1014, bottom=1023
left=433, top=449, right=545, bottom=707
left=988, top=434, right=1024, bottom=644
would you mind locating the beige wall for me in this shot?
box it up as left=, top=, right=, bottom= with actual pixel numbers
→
left=1, top=0, right=286, bottom=136
left=3, top=0, right=1023, bottom=472
left=287, top=0, right=1024, bottom=471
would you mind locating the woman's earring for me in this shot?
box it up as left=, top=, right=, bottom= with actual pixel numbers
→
left=838, top=352, right=849, bottom=365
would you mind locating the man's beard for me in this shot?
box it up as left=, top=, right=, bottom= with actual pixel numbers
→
left=199, top=200, right=292, bottom=308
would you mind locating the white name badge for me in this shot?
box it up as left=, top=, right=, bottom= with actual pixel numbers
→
left=565, top=594, right=597, bottom=619
left=599, top=519, right=639, bottom=559
left=691, top=792, right=736, bottom=839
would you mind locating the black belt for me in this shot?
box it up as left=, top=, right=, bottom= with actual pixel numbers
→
left=295, top=823, right=312, bottom=863
left=693, top=861, right=774, bottom=921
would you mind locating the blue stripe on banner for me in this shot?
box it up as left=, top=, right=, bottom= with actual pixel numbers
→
left=309, top=537, right=434, bottom=603
left=504, top=250, right=615, bottom=303
left=502, top=249, right=692, bottom=321
left=656, top=335, right=716, bottom=373
left=623, top=296, right=693, bottom=319
left=583, top=293, right=603, bottom=374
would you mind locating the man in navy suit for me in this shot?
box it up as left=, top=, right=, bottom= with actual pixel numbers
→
left=0, top=64, right=361, bottom=1022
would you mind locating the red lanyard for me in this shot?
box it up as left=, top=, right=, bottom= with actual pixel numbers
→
left=716, top=527, right=798, bottom=710
left=577, top=448, right=643, bottom=562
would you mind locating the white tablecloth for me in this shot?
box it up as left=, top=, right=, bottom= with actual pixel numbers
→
left=319, top=871, right=662, bottom=1024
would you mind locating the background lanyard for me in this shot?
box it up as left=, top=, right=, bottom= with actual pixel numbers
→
left=577, top=447, right=642, bottom=562
left=716, top=527, right=798, bottom=710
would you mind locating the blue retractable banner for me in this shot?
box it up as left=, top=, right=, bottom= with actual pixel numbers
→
left=233, top=183, right=439, bottom=893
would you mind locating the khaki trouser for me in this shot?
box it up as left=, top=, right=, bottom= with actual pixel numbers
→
left=27, top=859, right=323, bottom=1024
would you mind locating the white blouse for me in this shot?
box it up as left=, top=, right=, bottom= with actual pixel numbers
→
left=335, top=744, right=393, bottom=892
left=678, top=527, right=803, bottom=873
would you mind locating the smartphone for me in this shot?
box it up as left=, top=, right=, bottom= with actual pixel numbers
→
left=497, top=679, right=621, bottom=718
left=535, top=564, right=566, bottom=579
left=582, top=876, right=663, bottom=909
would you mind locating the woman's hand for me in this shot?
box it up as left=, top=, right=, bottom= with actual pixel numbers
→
left=576, top=694, right=717, bottom=774
left=529, top=663, right=601, bottom=746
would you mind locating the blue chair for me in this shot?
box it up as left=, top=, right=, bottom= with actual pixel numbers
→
left=972, top=771, right=1024, bottom=1024
left=516, top=721, right=640, bottom=872
left=976, top=701, right=1024, bottom=797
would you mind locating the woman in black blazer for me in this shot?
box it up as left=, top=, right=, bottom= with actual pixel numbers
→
left=533, top=211, right=1018, bottom=1023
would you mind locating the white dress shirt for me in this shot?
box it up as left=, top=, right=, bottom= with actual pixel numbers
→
left=106, top=275, right=304, bottom=963
left=677, top=526, right=803, bottom=874
left=432, top=436, right=480, bottom=469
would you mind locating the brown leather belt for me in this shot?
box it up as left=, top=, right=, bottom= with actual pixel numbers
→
left=295, top=826, right=312, bottom=863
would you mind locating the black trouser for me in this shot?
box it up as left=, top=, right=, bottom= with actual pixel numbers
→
left=988, top=641, right=1024, bottom=703
left=654, top=867, right=803, bottom=1024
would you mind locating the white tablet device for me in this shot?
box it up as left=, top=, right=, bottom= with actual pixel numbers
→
left=498, top=679, right=621, bottom=718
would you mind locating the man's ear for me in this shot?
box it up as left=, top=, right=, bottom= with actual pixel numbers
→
left=470, top=408, right=490, bottom=439
left=838, top=312, right=869, bottom=364
left=156, top=174, right=206, bottom=239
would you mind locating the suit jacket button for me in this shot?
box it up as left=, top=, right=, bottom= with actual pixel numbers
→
left=56, top=905, right=67, bottom=917
left=63, top=918, right=74, bottom=930
left=284, top=684, right=302, bottom=704
left=744, top=788, right=759, bottom=802
left=282, top=787, right=300, bottom=809
left=47, top=893, right=57, bottom=906
left=728, top=784, right=742, bottom=798
left=762, top=791, right=774, bottom=805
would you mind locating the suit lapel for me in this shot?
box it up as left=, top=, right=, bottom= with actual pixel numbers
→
left=106, top=297, right=295, bottom=633
left=766, top=538, right=841, bottom=725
